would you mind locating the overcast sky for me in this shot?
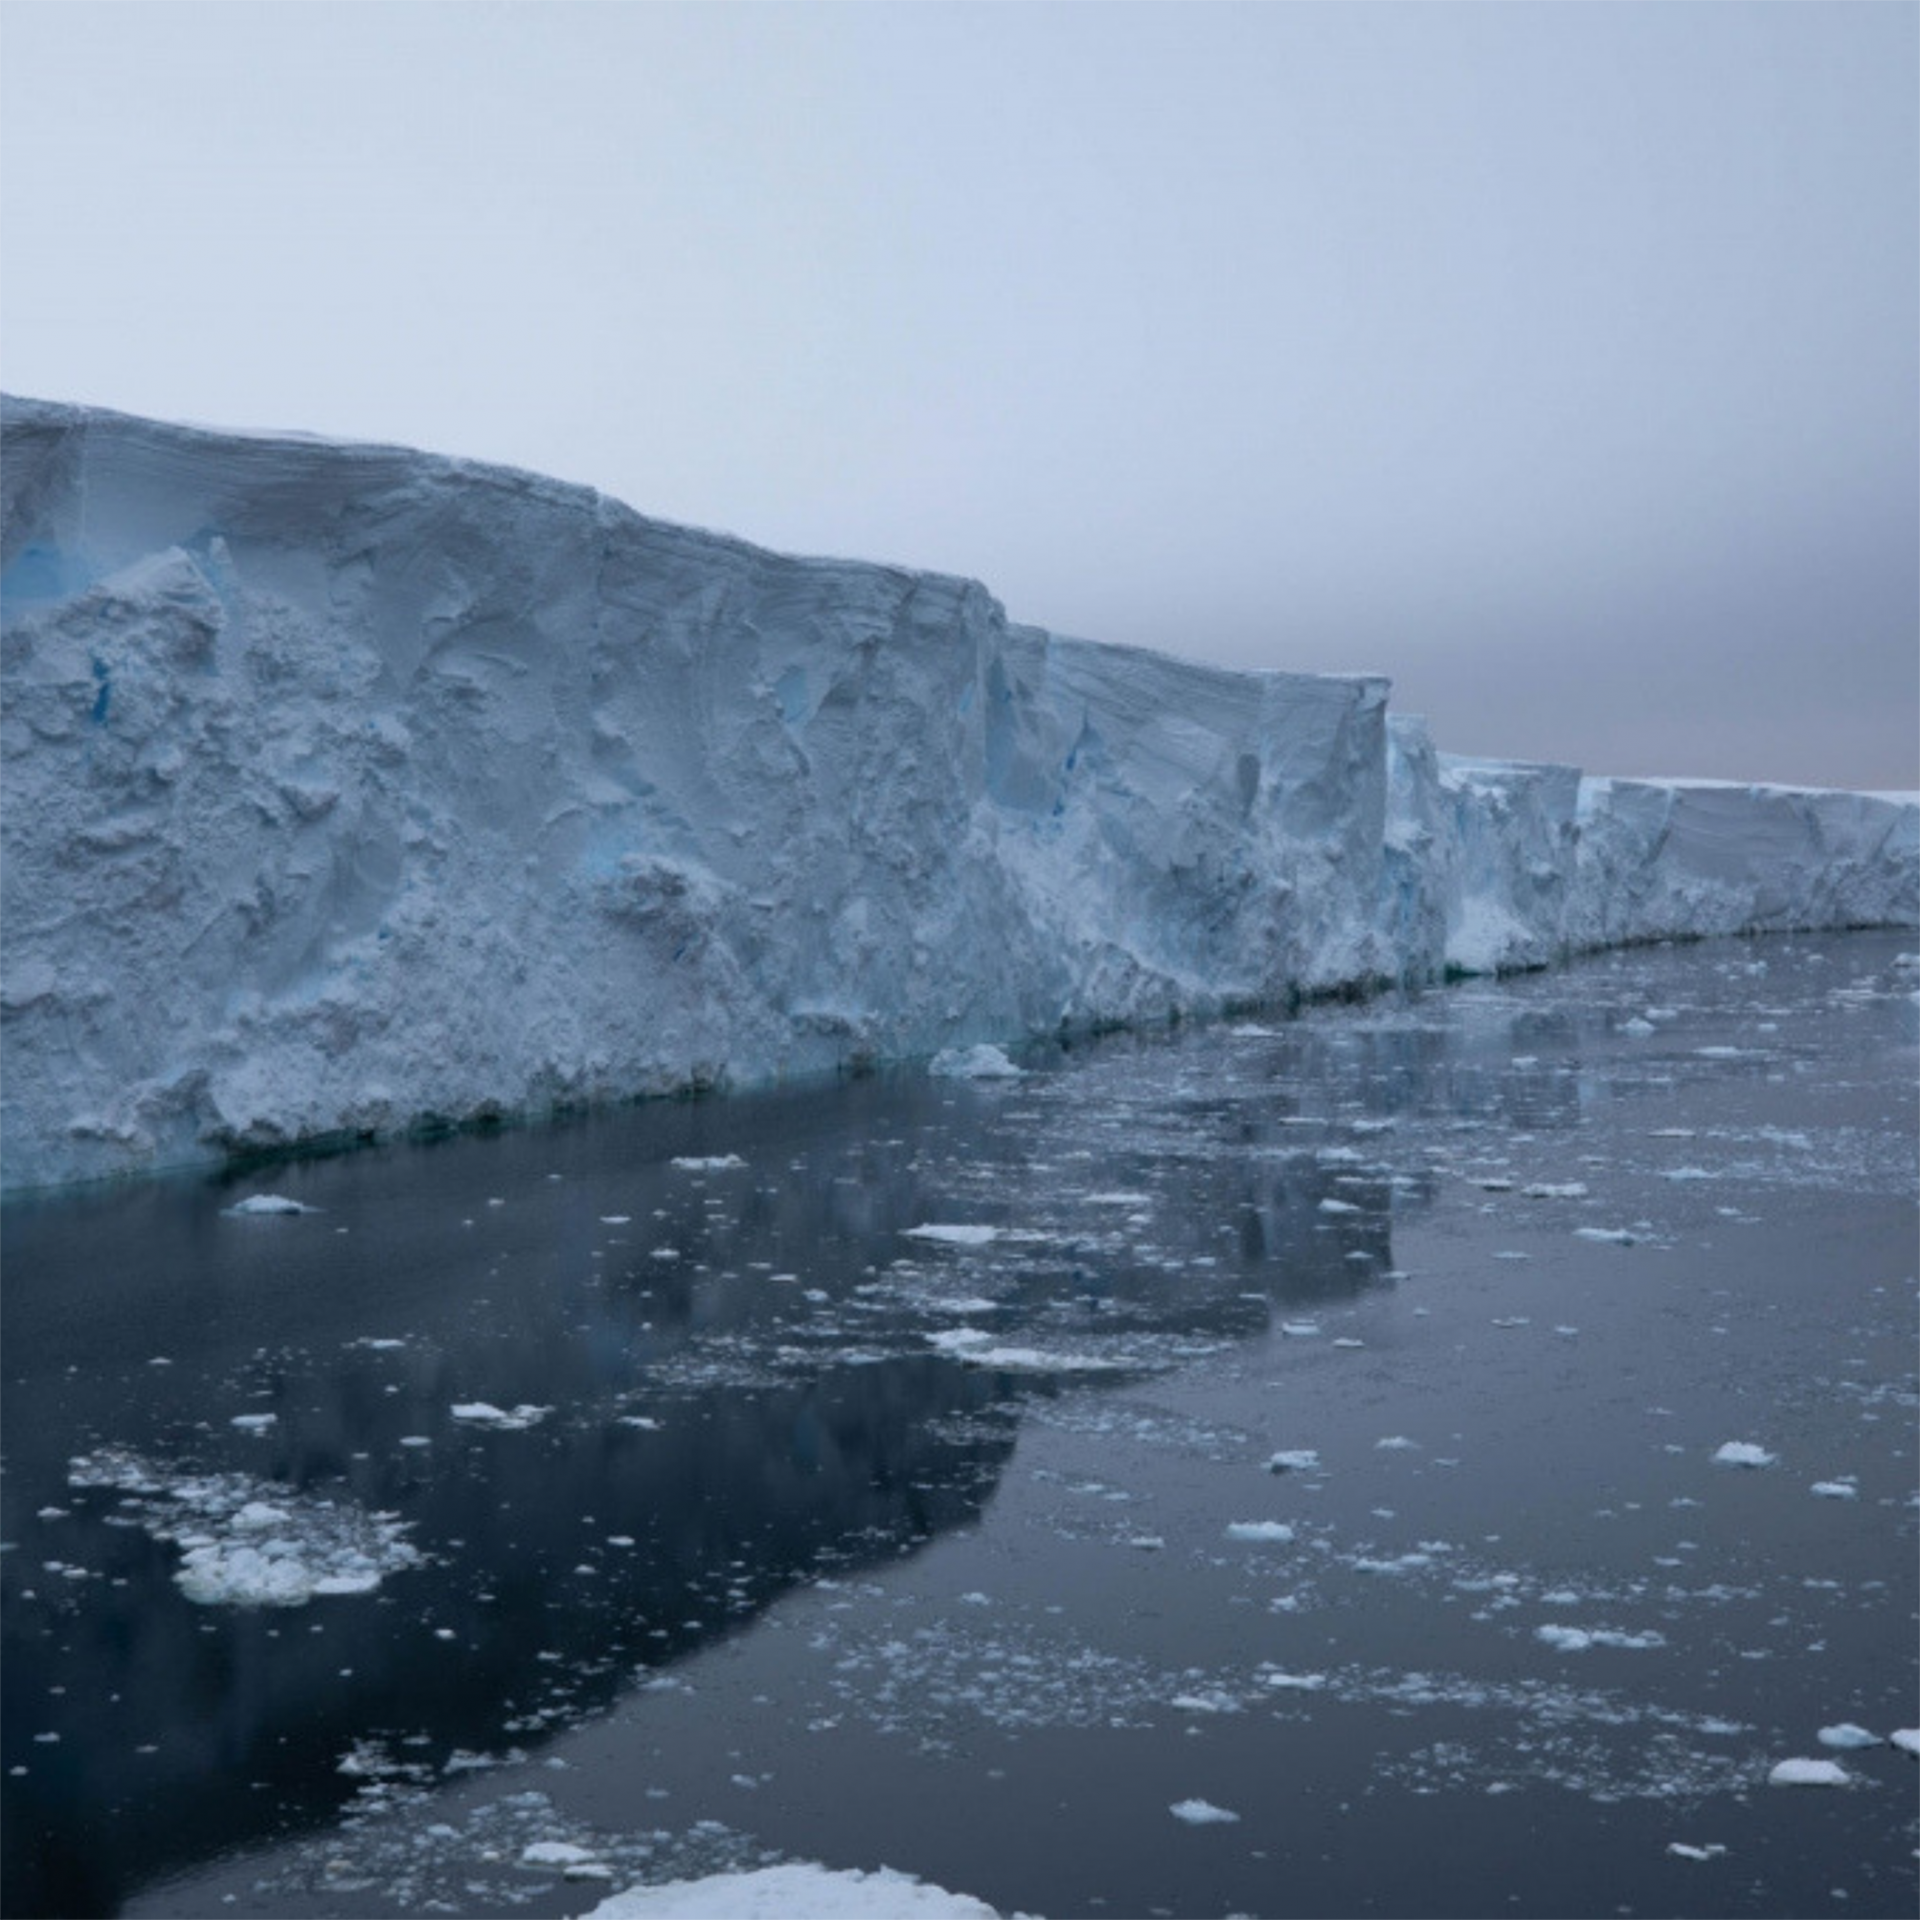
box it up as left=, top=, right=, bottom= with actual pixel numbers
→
left=3, top=2, right=1914, bottom=787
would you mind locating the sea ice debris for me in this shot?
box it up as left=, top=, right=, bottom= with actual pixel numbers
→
left=1713, top=1442, right=1777, bottom=1468
left=1767, top=1757, right=1851, bottom=1787
left=1169, top=1799, right=1240, bottom=1824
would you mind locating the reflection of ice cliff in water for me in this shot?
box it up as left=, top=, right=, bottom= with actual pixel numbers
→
left=4, top=1358, right=1016, bottom=1918
left=2, top=1017, right=1428, bottom=1916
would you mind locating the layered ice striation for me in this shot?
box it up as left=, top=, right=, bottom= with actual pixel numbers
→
left=3, top=396, right=1914, bottom=1191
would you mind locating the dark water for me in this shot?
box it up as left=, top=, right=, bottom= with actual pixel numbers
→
left=3, top=934, right=1916, bottom=1918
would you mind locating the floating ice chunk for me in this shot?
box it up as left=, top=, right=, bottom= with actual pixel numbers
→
left=1376, top=1435, right=1419, bottom=1451
left=1535, top=1624, right=1666, bottom=1652
left=1767, top=1757, right=1851, bottom=1787
left=1713, top=1442, right=1777, bottom=1468
left=584, top=1862, right=1003, bottom=1918
left=1317, top=1198, right=1361, bottom=1215
left=230, top=1413, right=277, bottom=1433
left=1229, top=1023, right=1281, bottom=1038
left=929, top=1044, right=1023, bottom=1080
left=1084, top=1190, right=1152, bottom=1206
left=1620, top=1018, right=1656, bottom=1037
left=1280, top=1321, right=1321, bottom=1338
left=599, top=1215, right=632, bottom=1225
left=1268, top=1450, right=1321, bottom=1473
left=1332, top=1336, right=1365, bottom=1348
left=523, top=1841, right=602, bottom=1869
left=1521, top=1182, right=1589, bottom=1199
left=617, top=1416, right=662, bottom=1431
left=1809, top=1479, right=1858, bottom=1499
left=450, top=1402, right=552, bottom=1430
left=1573, top=1227, right=1636, bottom=1245
left=925, top=1327, right=1120, bottom=1372
left=71, top=1447, right=419, bottom=1608
left=1666, top=1843, right=1727, bottom=1861
left=670, top=1156, right=747, bottom=1172
left=1258, top=1668, right=1328, bottom=1691
left=1891, top=1729, right=1920, bottom=1756
left=904, top=1224, right=1002, bottom=1247
left=222, top=1193, right=319, bottom=1216
left=1816, top=1724, right=1880, bottom=1749
left=1169, top=1799, right=1240, bottom=1825
left=1225, top=1521, right=1295, bottom=1544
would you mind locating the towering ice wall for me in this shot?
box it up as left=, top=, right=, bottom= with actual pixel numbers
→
left=1, top=398, right=1391, bottom=1192
left=2, top=397, right=1913, bottom=1193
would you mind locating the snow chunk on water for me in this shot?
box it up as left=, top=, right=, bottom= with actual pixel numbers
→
left=230, top=1413, right=277, bottom=1433
left=1169, top=1799, right=1240, bottom=1825
left=1890, top=1729, right=1920, bottom=1756
left=924, top=1328, right=1121, bottom=1373
left=1767, top=1757, right=1851, bottom=1787
left=1268, top=1450, right=1321, bottom=1474
left=669, top=1156, right=746, bottom=1172
left=222, top=1193, right=319, bottom=1216
left=1522, top=1182, right=1589, bottom=1200
left=1535, top=1625, right=1665, bottom=1652
left=904, top=1224, right=1002, bottom=1247
left=1816, top=1724, right=1880, bottom=1750
left=1810, top=1479, right=1857, bottom=1499
left=929, top=1044, right=1023, bottom=1080
left=1376, top=1435, right=1420, bottom=1451
left=1573, top=1227, right=1637, bottom=1245
left=450, top=1402, right=552, bottom=1431
left=1712, top=1442, right=1777, bottom=1469
left=68, top=1447, right=420, bottom=1607
left=522, top=1840, right=603, bottom=1869
left=1225, top=1521, right=1295, bottom=1544
left=584, top=1862, right=1002, bottom=1918
left=1667, top=1843, right=1727, bottom=1862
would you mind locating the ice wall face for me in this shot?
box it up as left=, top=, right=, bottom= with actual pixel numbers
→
left=1, top=397, right=1913, bottom=1194
left=1, top=398, right=1392, bottom=1192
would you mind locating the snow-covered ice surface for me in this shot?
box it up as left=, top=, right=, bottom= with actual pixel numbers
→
left=3, top=932, right=1915, bottom=1919
left=3, top=397, right=1914, bottom=1195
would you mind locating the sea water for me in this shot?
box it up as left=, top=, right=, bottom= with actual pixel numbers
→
left=3, top=934, right=1915, bottom=1917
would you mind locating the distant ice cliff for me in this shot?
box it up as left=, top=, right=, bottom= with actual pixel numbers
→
left=3, top=396, right=1913, bottom=1192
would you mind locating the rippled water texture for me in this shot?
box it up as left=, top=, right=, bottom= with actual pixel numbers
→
left=4, top=933, right=1916, bottom=1918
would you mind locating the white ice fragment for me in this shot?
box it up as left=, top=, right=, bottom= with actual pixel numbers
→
left=1225, top=1521, right=1295, bottom=1543
left=903, top=1224, right=1001, bottom=1247
left=450, top=1402, right=552, bottom=1430
left=1169, top=1799, right=1240, bottom=1824
left=1280, top=1321, right=1321, bottom=1338
left=1809, top=1480, right=1857, bottom=1499
left=1268, top=1450, right=1321, bottom=1473
left=1375, top=1435, right=1419, bottom=1451
left=1534, top=1624, right=1665, bottom=1652
left=599, top=1215, right=631, bottom=1225
left=1816, top=1724, right=1880, bottom=1750
left=1521, top=1182, right=1588, bottom=1199
left=1332, top=1336, right=1365, bottom=1348
left=1712, top=1442, right=1777, bottom=1468
left=1767, top=1757, right=1851, bottom=1787
left=229, top=1414, right=277, bottom=1433
left=1666, top=1843, right=1727, bottom=1861
left=523, top=1841, right=601, bottom=1869
left=222, top=1194, right=319, bottom=1216
left=1258, top=1668, right=1328, bottom=1691
left=1620, top=1018, right=1656, bottom=1037
left=1891, top=1729, right=1920, bottom=1756
left=583, top=1863, right=1002, bottom=1918
left=928, top=1044, right=1023, bottom=1080
left=1317, top=1198, right=1360, bottom=1215
left=1573, top=1227, right=1637, bottom=1245
left=669, top=1156, right=747, bottom=1172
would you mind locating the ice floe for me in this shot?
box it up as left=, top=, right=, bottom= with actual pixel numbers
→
left=1766, top=1757, right=1852, bottom=1787
left=1169, top=1799, right=1240, bottom=1825
left=68, top=1447, right=420, bottom=1606
left=669, top=1155, right=748, bottom=1172
left=1815, top=1723, right=1880, bottom=1749
left=929, top=1044, right=1024, bottom=1081
left=222, top=1194, right=320, bottom=1216
left=449, top=1402, right=552, bottom=1430
left=1225, top=1521, right=1295, bottom=1543
left=585, top=1862, right=1003, bottom=1918
left=1712, top=1442, right=1777, bottom=1468
left=904, top=1224, right=1003, bottom=1247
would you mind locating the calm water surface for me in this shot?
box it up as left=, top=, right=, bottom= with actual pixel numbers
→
left=4, top=934, right=1916, bottom=1918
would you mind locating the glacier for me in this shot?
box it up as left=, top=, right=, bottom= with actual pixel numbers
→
left=2, top=394, right=1914, bottom=1195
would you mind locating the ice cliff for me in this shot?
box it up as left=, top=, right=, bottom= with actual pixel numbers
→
left=3, top=397, right=1914, bottom=1193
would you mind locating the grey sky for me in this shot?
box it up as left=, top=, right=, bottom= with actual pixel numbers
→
left=4, top=1, right=1914, bottom=788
